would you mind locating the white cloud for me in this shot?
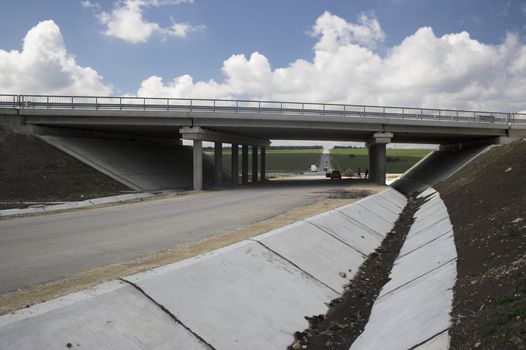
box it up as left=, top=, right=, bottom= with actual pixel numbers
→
left=0, top=20, right=112, bottom=95
left=137, top=11, right=526, bottom=112
left=91, top=0, right=201, bottom=43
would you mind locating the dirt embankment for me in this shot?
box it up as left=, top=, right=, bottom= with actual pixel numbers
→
left=0, top=130, right=128, bottom=208
left=436, top=140, right=526, bottom=350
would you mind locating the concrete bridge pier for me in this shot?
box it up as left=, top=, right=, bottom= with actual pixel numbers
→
left=242, top=145, right=249, bottom=184
left=181, top=126, right=269, bottom=190
left=252, top=146, right=258, bottom=183
left=367, top=132, right=393, bottom=185
left=231, top=144, right=239, bottom=185
left=192, top=139, right=203, bottom=191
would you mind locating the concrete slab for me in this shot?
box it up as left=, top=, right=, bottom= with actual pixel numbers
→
left=254, top=221, right=366, bottom=292
left=399, top=225, right=453, bottom=259
left=368, top=195, right=402, bottom=215
left=411, top=210, right=450, bottom=233
left=380, top=233, right=456, bottom=297
left=306, top=211, right=383, bottom=256
left=356, top=200, right=399, bottom=223
left=350, top=261, right=456, bottom=350
left=413, top=331, right=450, bottom=350
left=126, top=240, right=337, bottom=350
left=337, top=205, right=394, bottom=237
left=384, top=188, right=409, bottom=207
left=0, top=281, right=208, bottom=350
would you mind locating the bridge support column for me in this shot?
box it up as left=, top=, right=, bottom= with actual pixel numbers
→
left=252, top=146, right=258, bottom=183
left=231, top=143, right=239, bottom=185
left=192, top=139, right=203, bottom=191
left=366, top=132, right=393, bottom=185
left=214, top=142, right=223, bottom=187
left=242, top=145, right=249, bottom=184
left=260, top=146, right=266, bottom=181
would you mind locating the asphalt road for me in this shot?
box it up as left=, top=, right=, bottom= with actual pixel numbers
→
left=0, top=178, right=360, bottom=294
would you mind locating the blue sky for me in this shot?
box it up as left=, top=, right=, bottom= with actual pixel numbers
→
left=0, top=0, right=525, bottom=113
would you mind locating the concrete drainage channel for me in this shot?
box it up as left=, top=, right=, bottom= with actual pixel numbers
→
left=0, top=188, right=456, bottom=350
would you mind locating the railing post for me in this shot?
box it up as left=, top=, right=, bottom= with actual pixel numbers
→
left=119, top=97, right=122, bottom=110
left=167, top=98, right=169, bottom=111
left=71, top=96, right=74, bottom=110
left=96, top=97, right=99, bottom=110
left=47, top=96, right=49, bottom=110
left=236, top=100, right=239, bottom=113
left=280, top=102, right=283, bottom=115
left=213, top=99, right=216, bottom=112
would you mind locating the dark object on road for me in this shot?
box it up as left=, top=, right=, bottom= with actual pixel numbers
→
left=330, top=170, right=342, bottom=180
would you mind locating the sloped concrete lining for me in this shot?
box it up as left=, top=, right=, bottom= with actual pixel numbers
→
left=253, top=221, right=366, bottom=292
left=350, top=188, right=456, bottom=350
left=379, top=233, right=456, bottom=297
left=0, top=281, right=209, bottom=350
left=337, top=204, right=394, bottom=238
left=306, top=211, right=383, bottom=256
left=125, top=240, right=339, bottom=350
left=350, top=261, right=456, bottom=350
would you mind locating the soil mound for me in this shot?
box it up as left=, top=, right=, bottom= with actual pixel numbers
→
left=437, top=140, right=526, bottom=350
left=0, top=130, right=128, bottom=208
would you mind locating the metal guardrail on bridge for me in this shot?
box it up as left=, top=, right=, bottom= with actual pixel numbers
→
left=1, top=94, right=525, bottom=125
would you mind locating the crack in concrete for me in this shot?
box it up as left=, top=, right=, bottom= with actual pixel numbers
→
left=251, top=240, right=341, bottom=295
left=119, top=278, right=217, bottom=350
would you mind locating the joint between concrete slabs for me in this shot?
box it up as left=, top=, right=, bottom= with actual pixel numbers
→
left=407, top=329, right=450, bottom=350
left=303, top=220, right=369, bottom=258
left=410, top=216, right=450, bottom=236
left=119, top=278, right=216, bottom=350
left=355, top=203, right=394, bottom=225
left=368, top=197, right=402, bottom=216
left=378, top=258, right=457, bottom=300
left=337, top=210, right=387, bottom=239
left=397, top=230, right=454, bottom=261
left=250, top=240, right=341, bottom=295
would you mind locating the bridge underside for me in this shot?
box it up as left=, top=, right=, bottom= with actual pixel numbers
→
left=2, top=108, right=523, bottom=189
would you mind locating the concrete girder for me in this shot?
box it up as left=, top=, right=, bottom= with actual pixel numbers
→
left=180, top=126, right=270, bottom=147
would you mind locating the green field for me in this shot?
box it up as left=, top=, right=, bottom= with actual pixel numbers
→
left=330, top=148, right=431, bottom=174
left=205, top=148, right=322, bottom=173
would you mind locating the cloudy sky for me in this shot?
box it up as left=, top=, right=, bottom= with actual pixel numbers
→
left=1, top=0, right=525, bottom=115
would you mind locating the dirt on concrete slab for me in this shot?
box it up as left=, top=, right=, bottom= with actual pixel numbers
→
left=0, top=129, right=129, bottom=208
left=436, top=140, right=526, bottom=350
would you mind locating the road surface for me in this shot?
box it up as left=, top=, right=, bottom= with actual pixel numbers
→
left=0, top=178, right=368, bottom=294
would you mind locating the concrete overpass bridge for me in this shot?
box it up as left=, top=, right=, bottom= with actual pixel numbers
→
left=1, top=94, right=525, bottom=190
